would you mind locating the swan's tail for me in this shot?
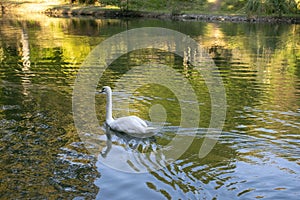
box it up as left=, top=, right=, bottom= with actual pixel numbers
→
left=145, top=127, right=156, bottom=133
left=145, top=127, right=157, bottom=136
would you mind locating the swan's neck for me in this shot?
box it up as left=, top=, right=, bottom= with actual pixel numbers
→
left=106, top=90, right=114, bottom=124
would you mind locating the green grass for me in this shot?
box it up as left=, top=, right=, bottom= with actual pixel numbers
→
left=3, top=0, right=299, bottom=19
left=99, top=0, right=299, bottom=17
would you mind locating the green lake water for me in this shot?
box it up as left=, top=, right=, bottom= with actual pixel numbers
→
left=0, top=14, right=299, bottom=199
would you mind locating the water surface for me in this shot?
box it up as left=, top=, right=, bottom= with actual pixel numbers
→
left=0, top=14, right=299, bottom=199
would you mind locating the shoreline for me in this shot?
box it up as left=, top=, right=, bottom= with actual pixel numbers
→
left=45, top=6, right=300, bottom=24
left=1, top=2, right=300, bottom=24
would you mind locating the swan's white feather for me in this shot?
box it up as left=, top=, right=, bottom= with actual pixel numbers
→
left=100, top=86, right=155, bottom=135
left=109, top=116, right=149, bottom=134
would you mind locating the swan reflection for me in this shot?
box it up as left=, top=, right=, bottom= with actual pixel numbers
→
left=99, top=123, right=168, bottom=173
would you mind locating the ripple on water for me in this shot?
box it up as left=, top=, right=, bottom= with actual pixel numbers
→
left=94, top=118, right=300, bottom=199
left=0, top=105, right=99, bottom=199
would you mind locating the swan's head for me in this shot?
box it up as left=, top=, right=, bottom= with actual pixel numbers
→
left=99, top=86, right=112, bottom=94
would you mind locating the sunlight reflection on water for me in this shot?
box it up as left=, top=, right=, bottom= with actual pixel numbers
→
left=0, top=14, right=299, bottom=199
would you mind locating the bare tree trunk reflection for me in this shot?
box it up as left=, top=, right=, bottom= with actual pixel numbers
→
left=20, top=25, right=31, bottom=96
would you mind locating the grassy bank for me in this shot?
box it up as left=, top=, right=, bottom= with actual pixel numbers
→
left=1, top=0, right=300, bottom=24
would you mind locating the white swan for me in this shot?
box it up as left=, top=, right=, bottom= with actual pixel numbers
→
left=100, top=86, right=155, bottom=137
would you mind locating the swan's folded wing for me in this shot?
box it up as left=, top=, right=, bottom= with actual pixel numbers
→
left=110, top=116, right=148, bottom=134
